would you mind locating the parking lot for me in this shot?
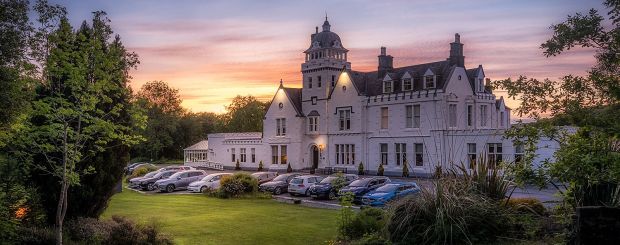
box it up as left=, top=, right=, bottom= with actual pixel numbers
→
left=126, top=166, right=563, bottom=209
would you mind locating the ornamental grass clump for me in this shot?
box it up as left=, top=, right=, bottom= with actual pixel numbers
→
left=449, top=153, right=511, bottom=201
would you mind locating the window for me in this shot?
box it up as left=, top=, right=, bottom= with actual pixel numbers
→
left=407, top=105, right=421, bottom=128
left=240, top=148, right=247, bottom=163
left=415, top=143, right=424, bottom=166
left=500, top=111, right=505, bottom=127
left=383, top=81, right=393, bottom=93
left=380, top=144, right=388, bottom=165
left=331, top=75, right=335, bottom=87
left=280, top=145, right=287, bottom=165
left=395, top=143, right=407, bottom=165
left=380, top=107, right=389, bottom=129
left=338, top=109, right=351, bottom=130
left=478, top=78, right=484, bottom=92
left=311, top=96, right=317, bottom=105
left=406, top=105, right=413, bottom=128
left=335, top=144, right=355, bottom=164
left=276, top=118, right=286, bottom=136
left=449, top=104, right=457, bottom=128
left=308, top=77, right=313, bottom=88
left=271, top=146, right=278, bottom=164
left=514, top=144, right=524, bottom=164
left=467, top=143, right=476, bottom=169
left=251, top=148, right=256, bottom=163
left=402, top=78, right=412, bottom=91
left=480, top=105, right=488, bottom=127
left=467, top=105, right=473, bottom=127
left=318, top=76, right=322, bottom=87
left=424, top=75, right=435, bottom=88
left=487, top=143, right=503, bottom=168
left=308, top=116, right=318, bottom=132
left=231, top=148, right=236, bottom=162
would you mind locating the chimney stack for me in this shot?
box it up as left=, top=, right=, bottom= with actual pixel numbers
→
left=378, top=46, right=393, bottom=77
left=449, top=33, right=465, bottom=67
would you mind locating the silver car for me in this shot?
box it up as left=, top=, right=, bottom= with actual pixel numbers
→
left=187, top=173, right=233, bottom=193
left=288, top=175, right=324, bottom=196
left=155, top=170, right=207, bottom=193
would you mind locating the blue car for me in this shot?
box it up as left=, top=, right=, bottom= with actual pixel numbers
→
left=361, top=182, right=421, bottom=206
left=338, top=176, right=391, bottom=203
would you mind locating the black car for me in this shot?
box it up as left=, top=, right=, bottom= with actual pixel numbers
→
left=125, top=162, right=154, bottom=175
left=259, top=173, right=301, bottom=195
left=132, top=170, right=178, bottom=191
left=308, top=174, right=359, bottom=200
left=338, top=176, right=391, bottom=203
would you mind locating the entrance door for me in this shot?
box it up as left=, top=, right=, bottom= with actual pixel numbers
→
left=311, top=145, right=319, bottom=169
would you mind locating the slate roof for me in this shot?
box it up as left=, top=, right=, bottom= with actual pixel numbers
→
left=283, top=87, right=304, bottom=116
left=348, top=60, right=456, bottom=96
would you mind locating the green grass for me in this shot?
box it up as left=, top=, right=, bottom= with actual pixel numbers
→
left=102, top=190, right=339, bottom=245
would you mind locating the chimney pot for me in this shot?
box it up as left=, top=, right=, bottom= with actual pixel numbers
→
left=380, top=46, right=386, bottom=56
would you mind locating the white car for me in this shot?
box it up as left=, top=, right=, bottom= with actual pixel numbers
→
left=288, top=175, right=324, bottom=196
left=187, top=173, right=233, bottom=193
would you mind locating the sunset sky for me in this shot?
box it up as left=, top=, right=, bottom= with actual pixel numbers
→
left=53, top=0, right=600, bottom=115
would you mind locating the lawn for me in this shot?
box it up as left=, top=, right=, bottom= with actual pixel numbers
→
left=102, top=190, right=339, bottom=245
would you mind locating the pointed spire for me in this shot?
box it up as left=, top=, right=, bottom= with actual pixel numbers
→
left=325, top=11, right=328, bottom=21
left=279, top=79, right=283, bottom=87
left=322, top=13, right=331, bottom=32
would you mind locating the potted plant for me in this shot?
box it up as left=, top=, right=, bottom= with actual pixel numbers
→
left=235, top=159, right=241, bottom=170
left=258, top=160, right=264, bottom=171
left=358, top=162, right=364, bottom=175
left=402, top=160, right=409, bottom=177
left=377, top=163, right=384, bottom=176
left=287, top=163, right=293, bottom=173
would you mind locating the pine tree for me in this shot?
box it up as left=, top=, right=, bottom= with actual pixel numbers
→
left=258, top=160, right=263, bottom=171
left=402, top=160, right=410, bottom=177
left=235, top=159, right=241, bottom=170
left=377, top=164, right=384, bottom=176
left=287, top=163, right=293, bottom=173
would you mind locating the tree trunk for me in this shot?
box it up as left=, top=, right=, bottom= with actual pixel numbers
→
left=56, top=125, right=68, bottom=245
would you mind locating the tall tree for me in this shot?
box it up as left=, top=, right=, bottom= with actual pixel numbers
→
left=134, top=80, right=184, bottom=160
left=222, top=95, right=267, bottom=132
left=493, top=0, right=620, bottom=208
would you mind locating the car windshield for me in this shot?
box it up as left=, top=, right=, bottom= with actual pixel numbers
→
left=143, top=172, right=157, bottom=178
left=349, top=179, right=371, bottom=187
left=152, top=172, right=168, bottom=178
left=169, top=172, right=184, bottom=179
left=375, top=184, right=400, bottom=192
left=320, top=177, right=337, bottom=184
left=290, top=178, right=303, bottom=184
left=272, top=175, right=290, bottom=182
left=201, top=175, right=217, bottom=181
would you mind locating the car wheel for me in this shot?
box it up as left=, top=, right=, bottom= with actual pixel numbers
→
left=328, top=191, right=336, bottom=200
left=200, top=186, right=206, bottom=193
left=166, top=184, right=175, bottom=193
left=304, top=189, right=309, bottom=197
left=147, top=183, right=156, bottom=191
left=274, top=187, right=282, bottom=195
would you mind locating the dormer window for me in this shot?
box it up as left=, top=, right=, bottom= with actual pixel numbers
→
left=424, top=75, right=436, bottom=89
left=402, top=78, right=413, bottom=91
left=383, top=80, right=393, bottom=93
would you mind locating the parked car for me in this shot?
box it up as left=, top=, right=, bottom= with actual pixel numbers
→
left=125, top=162, right=155, bottom=175
left=155, top=170, right=207, bottom=193
left=187, top=173, right=233, bottom=193
left=251, top=172, right=278, bottom=184
left=308, top=174, right=359, bottom=200
left=133, top=170, right=179, bottom=191
left=128, top=170, right=159, bottom=189
left=259, top=173, right=302, bottom=195
left=288, top=175, right=324, bottom=196
left=361, top=182, right=421, bottom=206
left=338, top=176, right=391, bottom=203
left=157, top=165, right=193, bottom=172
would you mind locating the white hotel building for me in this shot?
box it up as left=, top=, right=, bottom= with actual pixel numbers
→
left=185, top=18, right=554, bottom=176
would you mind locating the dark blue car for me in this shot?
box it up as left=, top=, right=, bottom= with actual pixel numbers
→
left=338, top=176, right=391, bottom=203
left=361, top=182, right=421, bottom=206
left=308, top=174, right=359, bottom=200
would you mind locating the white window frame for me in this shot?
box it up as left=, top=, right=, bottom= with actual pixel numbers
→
left=480, top=105, right=488, bottom=127
left=448, top=104, right=457, bottom=128
left=467, top=143, right=476, bottom=169
left=380, top=107, right=389, bottom=129
left=380, top=143, right=388, bottom=165
left=231, top=148, right=236, bottom=162
left=395, top=143, right=406, bottom=166
left=240, top=148, right=247, bottom=163
left=487, top=143, right=503, bottom=167
left=271, top=146, right=278, bottom=164
left=424, top=75, right=435, bottom=89
left=276, top=118, right=286, bottom=136
left=414, top=143, right=424, bottom=166
left=308, top=116, right=318, bottom=132
left=251, top=148, right=256, bottom=163
left=383, top=81, right=393, bottom=93
left=280, top=145, right=287, bottom=165
left=402, top=78, right=413, bottom=91
left=467, top=105, right=473, bottom=127
left=338, top=109, right=351, bottom=131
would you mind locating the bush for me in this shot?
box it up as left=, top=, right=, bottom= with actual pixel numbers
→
left=342, top=208, right=386, bottom=239
left=127, top=165, right=158, bottom=182
left=385, top=179, right=511, bottom=244
left=377, top=164, right=384, bottom=176
left=14, top=226, right=56, bottom=245
left=504, top=197, right=546, bottom=215
left=258, top=160, right=263, bottom=171
left=358, top=162, right=364, bottom=175
left=352, top=233, right=391, bottom=245
left=449, top=154, right=510, bottom=200
left=217, top=172, right=258, bottom=198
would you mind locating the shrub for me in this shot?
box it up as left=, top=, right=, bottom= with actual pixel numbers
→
left=402, top=161, right=409, bottom=177
left=377, top=164, right=384, bottom=176
left=385, top=179, right=511, bottom=244
left=352, top=233, right=391, bottom=245
left=14, top=226, right=56, bottom=245
left=258, top=160, right=264, bottom=171
left=217, top=172, right=258, bottom=198
left=504, top=197, right=546, bottom=215
left=127, top=165, right=158, bottom=182
left=331, top=173, right=348, bottom=194
left=342, top=207, right=386, bottom=239
left=235, top=159, right=241, bottom=170
left=358, top=162, right=365, bottom=175
left=287, top=163, right=292, bottom=173
left=338, top=192, right=355, bottom=240
left=449, top=154, right=511, bottom=200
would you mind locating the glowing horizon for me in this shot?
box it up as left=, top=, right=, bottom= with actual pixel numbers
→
left=54, top=0, right=600, bottom=115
